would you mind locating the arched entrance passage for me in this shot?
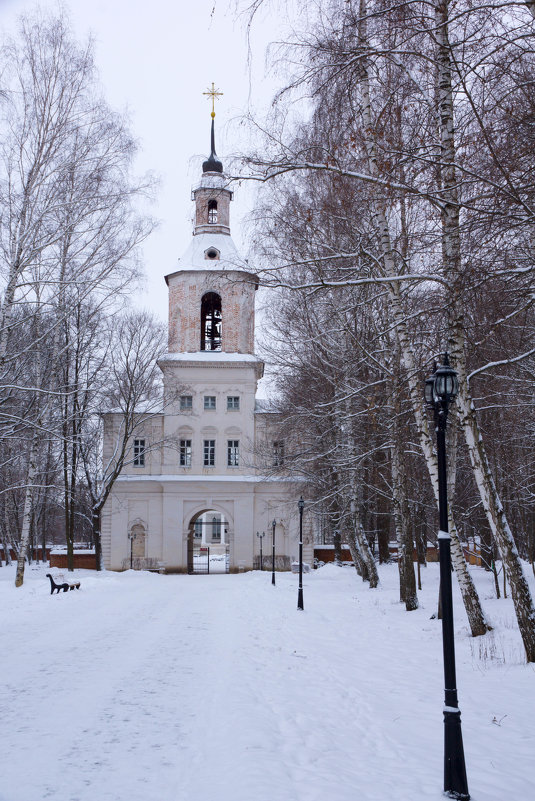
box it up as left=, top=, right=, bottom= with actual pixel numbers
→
left=187, top=510, right=230, bottom=574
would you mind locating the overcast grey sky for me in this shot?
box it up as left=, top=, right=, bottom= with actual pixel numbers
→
left=0, top=0, right=283, bottom=319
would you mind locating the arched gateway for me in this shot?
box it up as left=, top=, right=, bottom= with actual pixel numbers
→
left=102, top=114, right=313, bottom=573
left=186, top=510, right=230, bottom=574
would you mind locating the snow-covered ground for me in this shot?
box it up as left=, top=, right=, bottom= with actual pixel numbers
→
left=1, top=561, right=533, bottom=801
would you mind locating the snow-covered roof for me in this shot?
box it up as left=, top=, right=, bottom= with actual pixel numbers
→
left=193, top=172, right=232, bottom=192
left=116, top=474, right=293, bottom=484
left=158, top=351, right=261, bottom=363
left=167, top=232, right=252, bottom=275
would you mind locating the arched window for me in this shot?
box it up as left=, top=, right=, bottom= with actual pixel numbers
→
left=208, top=199, right=218, bottom=224
left=201, top=292, right=222, bottom=351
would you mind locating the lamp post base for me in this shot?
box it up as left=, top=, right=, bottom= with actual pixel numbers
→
left=444, top=708, right=470, bottom=799
left=297, top=587, right=304, bottom=610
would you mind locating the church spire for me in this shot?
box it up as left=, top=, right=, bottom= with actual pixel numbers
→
left=202, top=118, right=223, bottom=174
left=202, top=83, right=224, bottom=174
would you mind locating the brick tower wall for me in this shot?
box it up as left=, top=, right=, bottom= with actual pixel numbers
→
left=167, top=270, right=257, bottom=354
left=194, top=186, right=231, bottom=232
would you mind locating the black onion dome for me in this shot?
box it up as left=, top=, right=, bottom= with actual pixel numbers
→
left=202, top=118, right=223, bottom=173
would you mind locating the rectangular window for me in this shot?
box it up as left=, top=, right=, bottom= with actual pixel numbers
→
left=273, top=441, right=284, bottom=466
left=180, top=395, right=193, bottom=410
left=179, top=439, right=192, bottom=467
left=227, top=396, right=240, bottom=410
left=194, top=520, right=202, bottom=539
left=133, top=439, right=145, bottom=467
left=203, top=439, right=215, bottom=466
left=204, top=395, right=216, bottom=410
left=211, top=517, right=221, bottom=541
left=227, top=439, right=240, bottom=467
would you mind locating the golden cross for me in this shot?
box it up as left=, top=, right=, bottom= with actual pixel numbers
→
left=203, top=82, right=223, bottom=118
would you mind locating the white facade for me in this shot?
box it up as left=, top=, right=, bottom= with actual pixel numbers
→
left=102, top=129, right=312, bottom=572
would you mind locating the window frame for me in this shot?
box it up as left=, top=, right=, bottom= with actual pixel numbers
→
left=133, top=438, right=146, bottom=467
left=204, top=395, right=217, bottom=410
left=211, top=516, right=221, bottom=541
left=273, top=440, right=285, bottom=467
left=203, top=439, right=216, bottom=467
left=180, top=395, right=193, bottom=411
left=227, top=439, right=240, bottom=467
left=179, top=439, right=192, bottom=467
left=226, top=396, right=240, bottom=411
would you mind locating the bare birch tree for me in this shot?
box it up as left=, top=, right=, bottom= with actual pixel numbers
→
left=0, top=10, right=155, bottom=584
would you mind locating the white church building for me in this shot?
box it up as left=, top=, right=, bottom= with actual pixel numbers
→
left=101, top=121, right=312, bottom=573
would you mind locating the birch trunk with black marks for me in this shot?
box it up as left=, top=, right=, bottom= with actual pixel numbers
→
left=435, top=0, right=535, bottom=659
left=346, top=522, right=369, bottom=581
left=14, top=435, right=39, bottom=586
left=350, top=479, right=379, bottom=588
left=356, top=0, right=488, bottom=633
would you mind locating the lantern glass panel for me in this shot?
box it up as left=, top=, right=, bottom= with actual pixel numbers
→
left=435, top=374, right=446, bottom=398
left=424, top=378, right=435, bottom=405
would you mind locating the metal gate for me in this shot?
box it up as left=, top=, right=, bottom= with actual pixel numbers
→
left=187, top=544, right=230, bottom=574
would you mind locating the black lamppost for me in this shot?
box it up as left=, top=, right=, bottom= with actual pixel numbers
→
left=271, top=519, right=276, bottom=585
left=297, top=497, right=304, bottom=610
left=256, top=531, right=265, bottom=570
left=425, top=353, right=470, bottom=800
left=128, top=529, right=137, bottom=570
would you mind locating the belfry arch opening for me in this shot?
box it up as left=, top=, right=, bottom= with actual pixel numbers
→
left=201, top=291, right=222, bottom=351
left=187, top=510, right=230, bottom=574
left=207, top=199, right=218, bottom=224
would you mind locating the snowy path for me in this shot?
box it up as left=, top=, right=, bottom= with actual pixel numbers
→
left=1, top=563, right=534, bottom=801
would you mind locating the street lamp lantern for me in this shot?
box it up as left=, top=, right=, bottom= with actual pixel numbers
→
left=424, top=374, right=436, bottom=406
left=434, top=354, right=459, bottom=405
left=297, top=497, right=304, bottom=611
left=424, top=353, right=470, bottom=800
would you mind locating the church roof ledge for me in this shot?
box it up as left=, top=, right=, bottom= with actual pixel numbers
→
left=158, top=351, right=263, bottom=364
left=116, top=474, right=295, bottom=484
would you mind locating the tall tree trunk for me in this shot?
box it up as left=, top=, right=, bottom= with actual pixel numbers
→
left=356, top=0, right=488, bottom=634
left=351, top=495, right=379, bottom=588
left=455, top=386, right=535, bottom=658
left=15, top=434, right=38, bottom=587
left=92, top=508, right=103, bottom=572
left=346, top=524, right=369, bottom=581
left=436, top=0, right=535, bottom=660
left=2, top=500, right=12, bottom=566
left=391, top=414, right=418, bottom=610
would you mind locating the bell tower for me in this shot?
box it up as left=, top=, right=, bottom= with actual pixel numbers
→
left=104, top=91, right=302, bottom=577
left=164, top=113, right=260, bottom=359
